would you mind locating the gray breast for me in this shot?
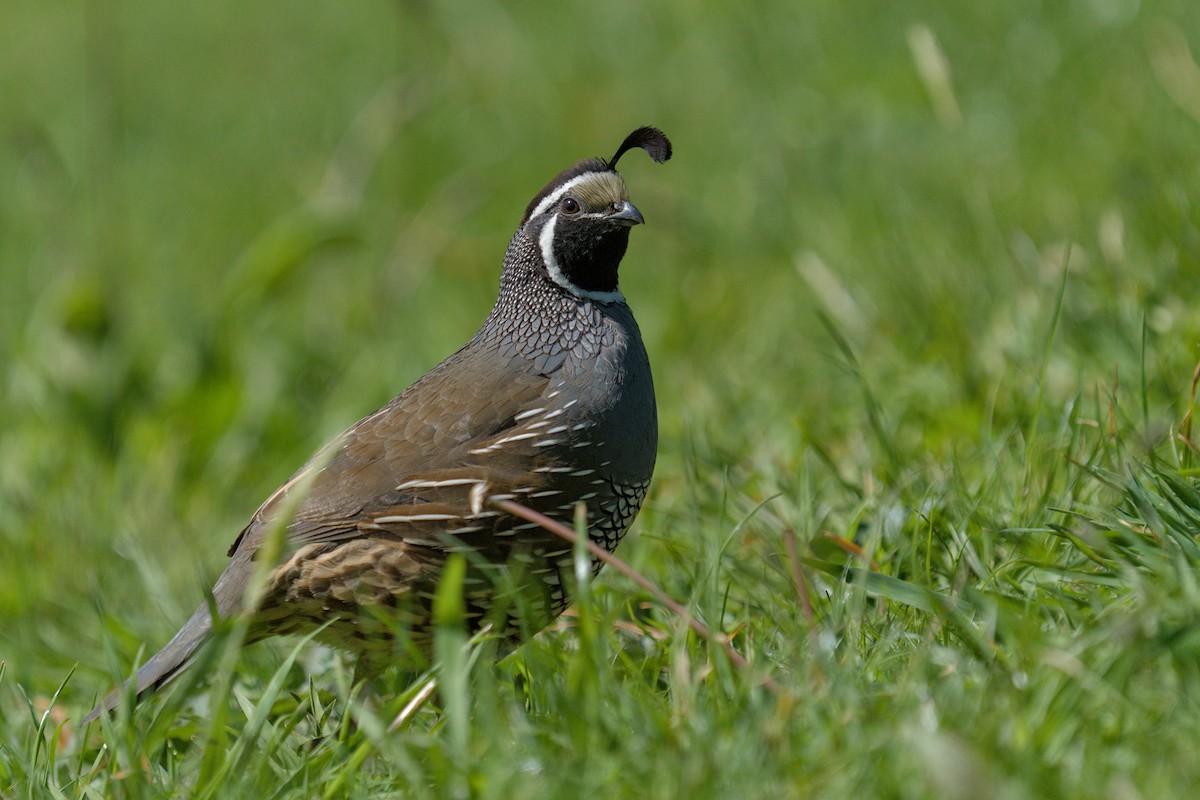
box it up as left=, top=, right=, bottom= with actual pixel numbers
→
left=546, top=300, right=657, bottom=553
left=454, top=282, right=657, bottom=612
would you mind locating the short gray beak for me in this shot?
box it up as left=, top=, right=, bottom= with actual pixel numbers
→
left=606, top=200, right=644, bottom=227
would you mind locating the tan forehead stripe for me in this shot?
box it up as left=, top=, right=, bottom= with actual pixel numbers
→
left=530, top=171, right=629, bottom=219
left=570, top=172, right=628, bottom=211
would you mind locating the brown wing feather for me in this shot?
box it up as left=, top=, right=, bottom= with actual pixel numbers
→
left=223, top=345, right=555, bottom=595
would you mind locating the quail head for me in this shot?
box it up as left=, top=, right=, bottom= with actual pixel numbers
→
left=83, top=126, right=672, bottom=722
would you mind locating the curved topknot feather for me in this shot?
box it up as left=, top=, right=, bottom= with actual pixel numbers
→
left=607, top=127, right=672, bottom=169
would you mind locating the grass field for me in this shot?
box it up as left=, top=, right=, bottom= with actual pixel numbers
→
left=3, top=1, right=1200, bottom=796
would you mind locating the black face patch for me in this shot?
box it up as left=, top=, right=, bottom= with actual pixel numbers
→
left=551, top=217, right=631, bottom=294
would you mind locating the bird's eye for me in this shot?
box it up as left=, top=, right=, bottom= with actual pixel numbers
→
left=562, top=197, right=580, bottom=214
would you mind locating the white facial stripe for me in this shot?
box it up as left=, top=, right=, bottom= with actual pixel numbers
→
left=528, top=171, right=605, bottom=220
left=538, top=214, right=626, bottom=304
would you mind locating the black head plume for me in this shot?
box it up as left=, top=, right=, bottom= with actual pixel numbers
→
left=606, top=127, right=672, bottom=170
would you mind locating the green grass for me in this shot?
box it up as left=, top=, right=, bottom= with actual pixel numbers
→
left=3, top=0, right=1200, bottom=796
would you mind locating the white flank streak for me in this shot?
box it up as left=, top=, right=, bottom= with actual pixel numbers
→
left=538, top=215, right=625, bottom=304
left=531, top=490, right=562, bottom=498
left=469, top=481, right=488, bottom=515
left=570, top=469, right=596, bottom=476
left=396, top=478, right=483, bottom=491
left=572, top=441, right=593, bottom=448
left=534, top=439, right=561, bottom=448
left=403, top=538, right=444, bottom=547
left=562, top=399, right=578, bottom=409
left=514, top=407, right=545, bottom=421
left=546, top=425, right=568, bottom=435
left=374, top=513, right=458, bottom=523
left=572, top=423, right=588, bottom=431
left=489, top=493, right=516, bottom=502
left=446, top=526, right=483, bottom=534
left=494, top=431, right=540, bottom=446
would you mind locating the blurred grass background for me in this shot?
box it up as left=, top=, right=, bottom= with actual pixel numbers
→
left=2, top=0, right=1200, bottom=796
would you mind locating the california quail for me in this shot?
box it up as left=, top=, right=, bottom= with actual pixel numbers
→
left=83, top=126, right=671, bottom=722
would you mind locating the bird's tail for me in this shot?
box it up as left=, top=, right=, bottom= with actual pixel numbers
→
left=81, top=604, right=213, bottom=724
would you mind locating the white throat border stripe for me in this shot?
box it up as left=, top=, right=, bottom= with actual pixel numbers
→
left=538, top=214, right=625, bottom=304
